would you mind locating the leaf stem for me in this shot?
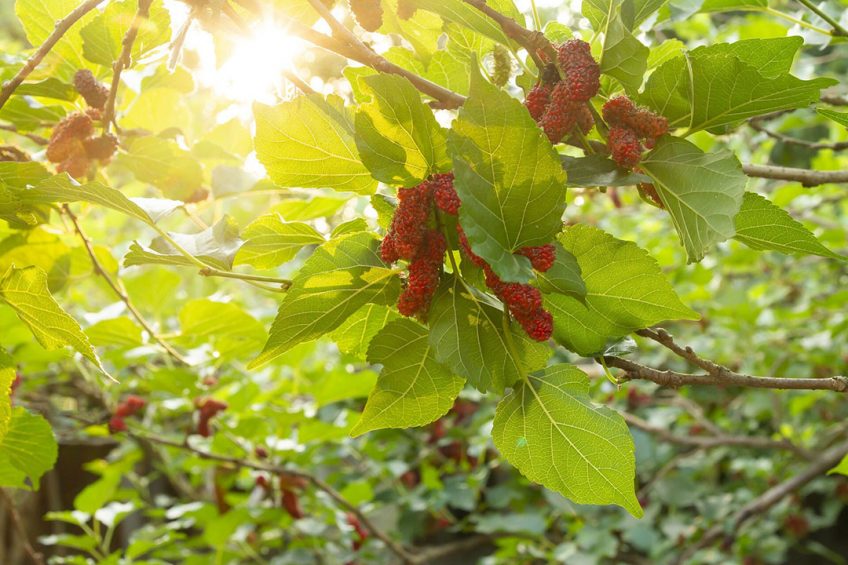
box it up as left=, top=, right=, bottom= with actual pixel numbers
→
left=760, top=7, right=831, bottom=35
left=199, top=267, right=292, bottom=289
left=794, top=0, right=848, bottom=36
left=529, top=0, right=542, bottom=32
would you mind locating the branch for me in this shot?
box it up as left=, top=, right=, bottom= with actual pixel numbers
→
left=461, top=0, right=552, bottom=70
left=303, top=0, right=465, bottom=109
left=748, top=120, right=848, bottom=151
left=605, top=355, right=848, bottom=393
left=0, top=124, right=48, bottom=146
left=795, top=0, right=848, bottom=37
left=673, top=438, right=848, bottom=564
left=621, top=412, right=813, bottom=459
left=0, top=0, right=106, bottom=111
left=138, top=432, right=418, bottom=563
left=742, top=163, right=848, bottom=186
left=62, top=205, right=190, bottom=365
left=0, top=489, right=46, bottom=565
left=103, top=0, right=153, bottom=133
left=821, top=93, right=848, bottom=106
left=198, top=267, right=291, bottom=290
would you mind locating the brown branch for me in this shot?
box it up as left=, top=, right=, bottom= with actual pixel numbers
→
left=62, top=205, right=190, bottom=365
left=409, top=535, right=495, bottom=563
left=138, top=433, right=418, bottom=563
left=672, top=438, right=848, bottom=564
left=0, top=489, right=46, bottom=565
left=103, top=0, right=153, bottom=133
left=621, top=412, right=813, bottom=459
left=461, top=0, right=552, bottom=70
left=742, top=163, right=848, bottom=186
left=821, top=93, right=848, bottom=106
left=0, top=0, right=106, bottom=111
left=748, top=120, right=848, bottom=151
left=0, top=124, right=48, bottom=146
left=605, top=355, right=848, bottom=393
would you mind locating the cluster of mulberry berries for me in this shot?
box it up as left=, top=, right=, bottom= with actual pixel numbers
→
left=73, top=69, right=109, bottom=110
left=457, top=227, right=554, bottom=342
left=195, top=397, right=227, bottom=437
left=380, top=174, right=453, bottom=318
left=602, top=96, right=668, bottom=169
left=349, top=0, right=382, bottom=32
left=524, top=40, right=599, bottom=144
left=46, top=110, right=118, bottom=179
left=108, top=395, right=146, bottom=433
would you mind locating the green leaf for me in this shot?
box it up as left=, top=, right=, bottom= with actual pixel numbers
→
left=0, top=266, right=108, bottom=375
left=639, top=43, right=837, bottom=134
left=818, top=108, right=848, bottom=128
left=492, top=364, right=642, bottom=517
left=330, top=304, right=400, bottom=359
left=584, top=0, right=667, bottom=30
left=829, top=454, right=848, bottom=477
left=561, top=155, right=652, bottom=187
left=86, top=317, right=143, bottom=347
left=354, top=74, right=449, bottom=186
left=0, top=349, right=15, bottom=443
left=545, top=225, right=699, bottom=356
left=80, top=0, right=171, bottom=66
left=0, top=407, right=58, bottom=489
left=254, top=94, right=377, bottom=194
left=449, top=70, right=567, bottom=283
left=15, top=0, right=93, bottom=79
left=249, top=232, right=400, bottom=368
left=408, top=0, right=518, bottom=46
left=15, top=78, right=77, bottom=101
left=178, top=299, right=266, bottom=353
left=640, top=136, right=747, bottom=262
left=428, top=276, right=551, bottom=394
left=125, top=217, right=243, bottom=271
left=0, top=98, right=65, bottom=131
left=535, top=243, right=586, bottom=298
left=234, top=215, right=324, bottom=269
left=600, top=10, right=649, bottom=93
left=351, top=318, right=465, bottom=436
left=733, top=192, right=844, bottom=260
left=117, top=137, right=203, bottom=201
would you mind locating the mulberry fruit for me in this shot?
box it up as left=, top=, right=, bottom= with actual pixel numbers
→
left=196, top=398, right=228, bottom=437
left=555, top=40, right=600, bottom=103
left=539, top=82, right=582, bottom=143
left=382, top=181, right=433, bottom=261
left=608, top=126, right=643, bottom=169
left=84, top=133, right=118, bottom=161
left=602, top=96, right=637, bottom=127
left=603, top=96, right=668, bottom=149
left=397, top=230, right=445, bottom=318
left=521, top=309, right=553, bottom=341
left=524, top=83, right=552, bottom=122
left=517, top=244, right=556, bottom=272
left=491, top=45, right=511, bottom=88
left=637, top=182, right=664, bottom=209
left=350, top=0, right=383, bottom=32
left=432, top=172, right=459, bottom=215
left=457, top=225, right=486, bottom=267
left=73, top=69, right=109, bottom=110
left=46, top=112, right=94, bottom=163
left=397, top=0, right=416, bottom=19
left=482, top=265, right=552, bottom=342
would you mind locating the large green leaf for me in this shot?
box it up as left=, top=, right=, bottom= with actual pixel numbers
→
left=249, top=232, right=400, bottom=368
left=639, top=41, right=837, bottom=134
left=449, top=70, right=568, bottom=283
left=354, top=74, right=449, bottom=186
left=330, top=304, right=400, bottom=359
left=818, top=108, right=848, bottom=128
left=117, top=137, right=203, bottom=201
left=428, top=276, right=551, bottom=394
left=583, top=0, right=667, bottom=30
left=545, top=225, right=699, bottom=356
left=493, top=364, right=642, bottom=517
left=15, top=0, right=94, bottom=79
left=733, top=192, right=844, bottom=260
left=80, top=0, right=171, bottom=67
left=408, top=0, right=518, bottom=47
left=351, top=319, right=465, bottom=436
left=561, top=155, right=652, bottom=188
left=0, top=407, right=58, bottom=490
left=600, top=9, right=649, bottom=94
left=640, top=136, right=747, bottom=262
left=0, top=266, right=108, bottom=375
left=254, top=94, right=376, bottom=194
left=234, top=215, right=324, bottom=269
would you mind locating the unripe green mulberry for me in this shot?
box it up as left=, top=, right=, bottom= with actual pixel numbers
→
left=491, top=45, right=511, bottom=88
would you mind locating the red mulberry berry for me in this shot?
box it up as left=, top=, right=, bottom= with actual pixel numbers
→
left=522, top=310, right=553, bottom=341
left=397, top=0, right=416, bottom=19
left=46, top=112, right=93, bottom=163
left=73, top=69, right=109, bottom=110
left=84, top=133, right=118, bottom=161
left=57, top=155, right=90, bottom=179
left=380, top=233, right=400, bottom=263
left=384, top=182, right=433, bottom=261
left=556, top=40, right=600, bottom=102
left=524, top=83, right=552, bottom=122
left=397, top=230, right=445, bottom=318
left=108, top=415, right=127, bottom=434
left=602, top=96, right=637, bottom=127
left=576, top=104, right=594, bottom=134
left=349, top=0, right=383, bottom=32
left=518, top=244, right=556, bottom=272
left=457, top=225, right=486, bottom=267
left=196, top=398, right=227, bottom=437
left=631, top=110, right=668, bottom=143
left=608, top=126, right=643, bottom=169
left=432, top=173, right=460, bottom=215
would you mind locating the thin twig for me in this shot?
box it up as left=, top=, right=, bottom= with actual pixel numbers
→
left=137, top=433, right=417, bottom=564
left=461, top=0, right=553, bottom=70
left=621, top=412, right=813, bottom=459
left=282, top=69, right=316, bottom=95
left=748, top=120, right=848, bottom=151
left=672, top=438, right=848, bottom=564
left=63, top=205, right=190, bottom=365
left=821, top=93, right=848, bottom=106
left=103, top=0, right=153, bottom=133
left=795, top=0, right=848, bottom=36
left=741, top=163, right=848, bottom=186
left=0, top=124, right=48, bottom=146
left=0, top=489, right=46, bottom=565
left=0, top=0, right=106, bottom=110
left=198, top=267, right=292, bottom=289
